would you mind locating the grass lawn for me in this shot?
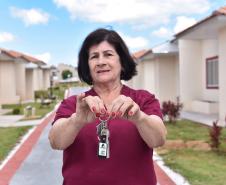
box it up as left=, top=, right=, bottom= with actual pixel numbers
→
left=2, top=102, right=55, bottom=118
left=158, top=120, right=226, bottom=185
left=0, top=126, right=32, bottom=162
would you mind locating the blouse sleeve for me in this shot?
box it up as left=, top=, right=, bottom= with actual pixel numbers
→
left=139, top=90, right=163, bottom=120
left=52, top=96, right=76, bottom=124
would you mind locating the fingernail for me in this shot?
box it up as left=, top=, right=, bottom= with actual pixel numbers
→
left=92, top=107, right=96, bottom=113
left=96, top=113, right=100, bottom=117
left=129, top=111, right=133, bottom=116
left=101, top=108, right=106, bottom=114
left=111, top=112, right=116, bottom=117
left=117, top=111, right=122, bottom=117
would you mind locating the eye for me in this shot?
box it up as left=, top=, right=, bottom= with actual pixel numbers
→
left=105, top=53, right=113, bottom=57
left=89, top=55, right=98, bottom=59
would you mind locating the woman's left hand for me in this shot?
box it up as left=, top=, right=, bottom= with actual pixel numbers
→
left=107, top=95, right=141, bottom=123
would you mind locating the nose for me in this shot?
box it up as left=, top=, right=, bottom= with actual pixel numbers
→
left=96, top=55, right=106, bottom=66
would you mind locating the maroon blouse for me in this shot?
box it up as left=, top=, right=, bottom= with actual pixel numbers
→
left=53, top=85, right=162, bottom=185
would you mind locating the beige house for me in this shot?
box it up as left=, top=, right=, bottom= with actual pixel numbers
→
left=0, top=49, right=20, bottom=104
left=0, top=48, right=51, bottom=104
left=174, top=6, right=226, bottom=125
left=128, top=42, right=179, bottom=103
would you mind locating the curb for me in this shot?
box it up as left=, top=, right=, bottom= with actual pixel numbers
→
left=0, top=112, right=55, bottom=185
left=154, top=161, right=176, bottom=185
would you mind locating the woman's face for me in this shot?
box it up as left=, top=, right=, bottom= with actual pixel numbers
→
left=88, top=41, right=122, bottom=85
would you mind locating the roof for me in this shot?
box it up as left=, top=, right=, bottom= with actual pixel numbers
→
left=0, top=47, right=46, bottom=65
left=152, top=41, right=178, bottom=54
left=175, top=6, right=226, bottom=39
left=132, top=49, right=151, bottom=60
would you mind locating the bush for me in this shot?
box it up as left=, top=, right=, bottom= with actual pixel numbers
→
left=209, top=120, right=222, bottom=149
left=34, top=90, right=49, bottom=101
left=62, top=70, right=73, bottom=79
left=162, top=98, right=183, bottom=123
left=12, top=108, right=20, bottom=115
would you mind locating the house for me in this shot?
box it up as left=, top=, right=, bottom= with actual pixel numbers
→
left=174, top=6, right=226, bottom=125
left=128, top=42, right=179, bottom=103
left=0, top=48, right=21, bottom=104
left=0, top=48, right=51, bottom=104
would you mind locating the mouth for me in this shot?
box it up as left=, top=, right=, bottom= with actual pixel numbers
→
left=97, top=70, right=110, bottom=73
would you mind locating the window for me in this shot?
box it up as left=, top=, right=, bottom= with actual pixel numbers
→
left=206, top=56, right=218, bottom=89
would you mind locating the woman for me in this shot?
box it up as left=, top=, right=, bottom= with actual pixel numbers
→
left=49, top=28, right=167, bottom=185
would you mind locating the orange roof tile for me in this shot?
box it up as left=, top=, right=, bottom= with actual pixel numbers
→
left=0, top=48, right=46, bottom=65
left=213, top=6, right=226, bottom=15
left=21, top=54, right=45, bottom=65
left=6, top=50, right=23, bottom=58
left=132, top=49, right=151, bottom=60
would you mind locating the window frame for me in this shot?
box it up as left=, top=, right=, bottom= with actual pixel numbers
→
left=206, top=56, right=219, bottom=89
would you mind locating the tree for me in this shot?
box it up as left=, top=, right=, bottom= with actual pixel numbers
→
left=62, top=70, right=73, bottom=79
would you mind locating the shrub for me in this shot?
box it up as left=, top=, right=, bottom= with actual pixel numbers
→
left=162, top=98, right=183, bottom=123
left=62, top=70, right=73, bottom=79
left=34, top=90, right=49, bottom=101
left=209, top=120, right=222, bottom=149
left=12, top=108, right=20, bottom=115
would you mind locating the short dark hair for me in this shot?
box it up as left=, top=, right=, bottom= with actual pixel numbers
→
left=78, top=28, right=137, bottom=85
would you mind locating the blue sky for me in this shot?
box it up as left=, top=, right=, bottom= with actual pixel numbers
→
left=0, top=0, right=225, bottom=67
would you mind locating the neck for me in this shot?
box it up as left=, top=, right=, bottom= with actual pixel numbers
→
left=93, top=81, right=123, bottom=104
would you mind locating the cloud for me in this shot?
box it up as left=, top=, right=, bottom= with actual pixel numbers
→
left=10, top=7, right=50, bottom=26
left=0, top=32, right=15, bottom=43
left=152, top=27, right=173, bottom=38
left=174, top=16, right=197, bottom=34
left=34, top=52, right=51, bottom=63
left=118, top=32, right=149, bottom=51
left=53, top=0, right=210, bottom=26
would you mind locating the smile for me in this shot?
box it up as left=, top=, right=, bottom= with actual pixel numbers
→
left=97, top=70, right=110, bottom=73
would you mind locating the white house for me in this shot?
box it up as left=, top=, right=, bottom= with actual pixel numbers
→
left=174, top=6, right=226, bottom=125
left=128, top=42, right=179, bottom=104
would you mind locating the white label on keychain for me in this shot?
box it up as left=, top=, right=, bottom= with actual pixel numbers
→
left=98, top=142, right=108, bottom=157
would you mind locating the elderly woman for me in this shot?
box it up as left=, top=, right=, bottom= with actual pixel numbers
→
left=49, top=28, right=167, bottom=185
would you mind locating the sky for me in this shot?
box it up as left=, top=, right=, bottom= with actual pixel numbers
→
left=0, top=0, right=225, bottom=67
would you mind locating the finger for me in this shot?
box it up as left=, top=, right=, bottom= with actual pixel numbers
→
left=94, top=97, right=106, bottom=115
left=108, top=95, right=125, bottom=117
left=76, top=93, right=86, bottom=108
left=77, top=93, right=86, bottom=102
left=127, top=103, right=140, bottom=117
left=118, top=101, right=134, bottom=118
left=111, top=100, right=124, bottom=118
left=84, top=96, right=99, bottom=114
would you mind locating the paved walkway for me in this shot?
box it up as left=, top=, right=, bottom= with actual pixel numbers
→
left=0, top=116, right=42, bottom=127
left=181, top=111, right=219, bottom=127
left=0, top=86, right=179, bottom=185
left=0, top=111, right=176, bottom=185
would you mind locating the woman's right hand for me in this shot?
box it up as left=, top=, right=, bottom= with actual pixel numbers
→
left=75, top=93, right=106, bottom=125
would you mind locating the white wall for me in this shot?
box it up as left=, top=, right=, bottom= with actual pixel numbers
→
left=218, top=26, right=226, bottom=125
left=143, top=59, right=156, bottom=95
left=179, top=40, right=202, bottom=110
left=128, top=61, right=144, bottom=89
left=0, top=60, right=19, bottom=104
left=15, top=60, right=26, bottom=101
left=201, top=39, right=219, bottom=102
left=25, top=69, right=34, bottom=100
left=43, top=69, right=50, bottom=90
left=158, top=55, right=179, bottom=102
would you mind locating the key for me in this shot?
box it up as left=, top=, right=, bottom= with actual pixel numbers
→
left=96, top=122, right=102, bottom=136
left=97, top=117, right=110, bottom=159
left=98, top=133, right=110, bottom=158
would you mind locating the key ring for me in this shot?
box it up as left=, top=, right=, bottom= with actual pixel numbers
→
left=98, top=114, right=111, bottom=122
